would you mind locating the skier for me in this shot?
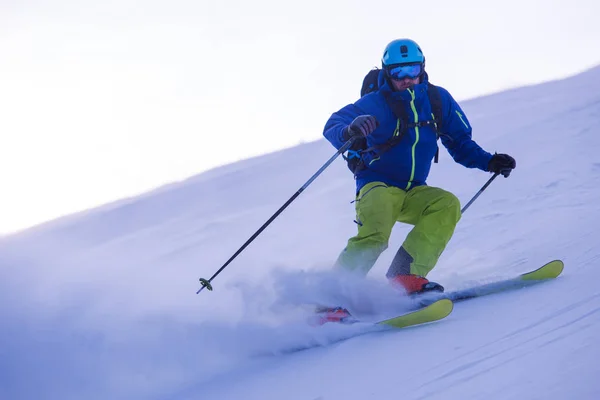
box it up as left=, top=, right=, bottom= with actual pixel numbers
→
left=322, top=38, right=516, bottom=299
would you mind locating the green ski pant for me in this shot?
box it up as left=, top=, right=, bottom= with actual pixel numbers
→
left=336, top=181, right=461, bottom=277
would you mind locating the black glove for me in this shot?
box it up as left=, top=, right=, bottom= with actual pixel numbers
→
left=343, top=115, right=379, bottom=141
left=488, top=153, right=516, bottom=177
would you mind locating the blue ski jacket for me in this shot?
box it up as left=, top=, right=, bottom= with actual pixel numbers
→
left=323, top=72, right=493, bottom=193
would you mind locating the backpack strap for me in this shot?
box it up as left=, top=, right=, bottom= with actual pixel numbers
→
left=371, top=91, right=412, bottom=153
left=366, top=91, right=435, bottom=154
left=427, top=83, right=443, bottom=163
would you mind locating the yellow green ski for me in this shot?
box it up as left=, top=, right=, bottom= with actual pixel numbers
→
left=377, top=298, right=453, bottom=328
left=419, top=259, right=564, bottom=305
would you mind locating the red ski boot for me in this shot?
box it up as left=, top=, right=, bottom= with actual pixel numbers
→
left=312, top=306, right=355, bottom=325
left=389, top=274, right=444, bottom=295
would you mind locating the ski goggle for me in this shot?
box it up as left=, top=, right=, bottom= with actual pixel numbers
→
left=385, top=63, right=423, bottom=80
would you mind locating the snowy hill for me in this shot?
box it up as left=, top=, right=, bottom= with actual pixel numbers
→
left=1, top=66, right=600, bottom=400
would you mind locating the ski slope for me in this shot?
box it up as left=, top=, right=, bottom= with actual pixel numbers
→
left=1, top=66, right=600, bottom=400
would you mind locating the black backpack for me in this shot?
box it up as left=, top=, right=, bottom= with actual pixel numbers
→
left=345, top=68, right=444, bottom=174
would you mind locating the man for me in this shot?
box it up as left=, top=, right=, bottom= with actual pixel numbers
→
left=323, top=38, right=516, bottom=297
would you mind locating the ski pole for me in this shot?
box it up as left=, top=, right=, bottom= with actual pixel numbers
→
left=461, top=172, right=499, bottom=214
left=197, top=139, right=356, bottom=294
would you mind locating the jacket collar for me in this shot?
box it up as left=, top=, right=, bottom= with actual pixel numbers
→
left=378, top=70, right=430, bottom=99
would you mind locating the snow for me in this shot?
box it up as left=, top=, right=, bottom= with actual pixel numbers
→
left=1, top=66, right=600, bottom=400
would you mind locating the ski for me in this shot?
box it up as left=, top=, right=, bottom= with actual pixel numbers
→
left=273, top=299, right=454, bottom=355
left=315, top=298, right=454, bottom=328
left=418, top=259, right=564, bottom=306
left=377, top=298, right=454, bottom=328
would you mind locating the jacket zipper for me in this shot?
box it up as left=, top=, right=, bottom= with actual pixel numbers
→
left=406, top=89, right=420, bottom=190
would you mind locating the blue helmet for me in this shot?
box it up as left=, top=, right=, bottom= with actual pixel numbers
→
left=381, top=39, right=425, bottom=67
left=381, top=39, right=426, bottom=81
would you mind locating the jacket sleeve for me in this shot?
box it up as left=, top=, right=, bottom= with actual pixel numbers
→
left=438, top=88, right=493, bottom=171
left=323, top=103, right=366, bottom=150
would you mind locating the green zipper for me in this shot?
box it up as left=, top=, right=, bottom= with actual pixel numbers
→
left=406, top=89, right=420, bottom=190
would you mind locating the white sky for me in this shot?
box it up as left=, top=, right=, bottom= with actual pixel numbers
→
left=1, top=0, right=599, bottom=234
